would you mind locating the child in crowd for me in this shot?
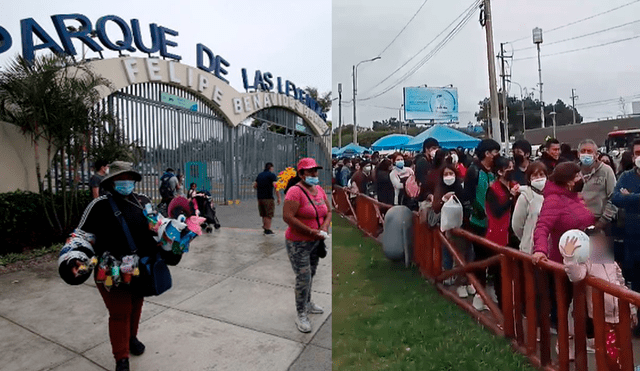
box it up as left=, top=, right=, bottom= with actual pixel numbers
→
left=561, top=229, right=637, bottom=368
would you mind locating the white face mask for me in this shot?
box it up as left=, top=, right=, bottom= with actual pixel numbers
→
left=443, top=176, right=456, bottom=186
left=450, top=153, right=459, bottom=164
left=363, top=166, right=372, bottom=175
left=430, top=149, right=438, bottom=158
left=531, top=177, right=547, bottom=191
left=635, top=157, right=640, bottom=169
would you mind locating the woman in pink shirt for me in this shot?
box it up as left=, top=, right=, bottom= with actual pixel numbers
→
left=283, top=158, right=331, bottom=333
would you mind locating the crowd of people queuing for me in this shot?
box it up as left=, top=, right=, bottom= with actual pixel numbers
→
left=333, top=136, right=640, bottom=365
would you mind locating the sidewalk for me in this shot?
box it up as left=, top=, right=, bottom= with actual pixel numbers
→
left=0, top=200, right=331, bottom=371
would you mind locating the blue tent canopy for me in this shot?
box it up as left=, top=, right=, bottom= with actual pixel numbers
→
left=331, top=147, right=340, bottom=156
left=336, top=142, right=370, bottom=156
left=403, top=124, right=480, bottom=151
left=370, top=134, right=414, bottom=151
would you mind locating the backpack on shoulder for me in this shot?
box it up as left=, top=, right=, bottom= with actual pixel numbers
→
left=159, top=174, right=174, bottom=200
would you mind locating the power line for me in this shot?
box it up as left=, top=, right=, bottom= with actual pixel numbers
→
left=377, top=0, right=430, bottom=57
left=513, top=34, right=640, bottom=61
left=359, top=0, right=481, bottom=101
left=577, top=93, right=640, bottom=107
left=512, top=18, right=640, bottom=52
left=508, top=0, right=640, bottom=43
left=362, top=0, right=480, bottom=96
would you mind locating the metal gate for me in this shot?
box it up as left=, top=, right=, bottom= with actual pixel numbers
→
left=99, top=82, right=330, bottom=203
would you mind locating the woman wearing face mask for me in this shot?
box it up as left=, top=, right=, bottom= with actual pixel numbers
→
left=390, top=152, right=414, bottom=206
left=57, top=161, right=182, bottom=371
left=282, top=158, right=330, bottom=333
left=476, top=156, right=519, bottom=311
left=450, top=149, right=467, bottom=178
left=375, top=159, right=394, bottom=205
left=532, top=162, right=596, bottom=333
left=511, top=161, right=549, bottom=254
left=533, top=162, right=595, bottom=264
left=433, top=163, right=475, bottom=297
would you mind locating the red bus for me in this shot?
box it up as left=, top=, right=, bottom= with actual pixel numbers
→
left=606, top=128, right=640, bottom=154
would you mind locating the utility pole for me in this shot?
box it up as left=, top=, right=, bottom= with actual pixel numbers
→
left=352, top=65, right=357, bottom=144
left=499, top=43, right=510, bottom=149
left=533, top=28, right=544, bottom=129
left=338, top=83, right=343, bottom=148
left=481, top=0, right=502, bottom=145
left=570, top=88, right=578, bottom=125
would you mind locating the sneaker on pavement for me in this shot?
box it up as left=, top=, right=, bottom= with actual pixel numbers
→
left=456, top=286, right=469, bottom=298
left=264, top=229, right=275, bottom=235
left=472, top=294, right=488, bottom=311
left=115, top=358, right=130, bottom=371
left=129, top=337, right=145, bottom=356
left=307, top=301, right=324, bottom=314
left=466, top=284, right=476, bottom=295
left=295, top=313, right=312, bottom=333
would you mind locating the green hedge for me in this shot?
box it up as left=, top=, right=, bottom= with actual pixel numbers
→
left=0, top=190, right=93, bottom=256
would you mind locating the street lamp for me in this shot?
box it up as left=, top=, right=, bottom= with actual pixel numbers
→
left=353, top=56, right=381, bottom=144
left=532, top=27, right=544, bottom=129
left=550, top=103, right=557, bottom=138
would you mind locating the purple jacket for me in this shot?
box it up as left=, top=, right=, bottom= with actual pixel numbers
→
left=533, top=181, right=595, bottom=263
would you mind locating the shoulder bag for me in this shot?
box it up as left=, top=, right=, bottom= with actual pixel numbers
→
left=296, top=185, right=328, bottom=258
left=107, top=195, right=172, bottom=296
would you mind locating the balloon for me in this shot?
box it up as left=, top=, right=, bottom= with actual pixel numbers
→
left=560, top=229, right=590, bottom=263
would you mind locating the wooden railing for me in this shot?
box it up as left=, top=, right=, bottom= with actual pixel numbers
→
left=333, top=185, right=640, bottom=371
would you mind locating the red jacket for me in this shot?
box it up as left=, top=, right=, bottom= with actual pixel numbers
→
left=533, top=181, right=595, bottom=263
left=485, top=180, right=514, bottom=246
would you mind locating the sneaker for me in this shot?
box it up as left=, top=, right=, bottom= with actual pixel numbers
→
left=466, top=285, right=476, bottom=295
left=306, top=301, right=324, bottom=314
left=586, top=338, right=595, bottom=353
left=443, top=277, right=455, bottom=286
left=264, top=229, right=275, bottom=235
left=456, top=286, right=469, bottom=298
left=115, top=358, right=130, bottom=371
left=472, top=294, right=488, bottom=311
left=129, top=337, right=145, bottom=356
left=295, top=313, right=312, bottom=333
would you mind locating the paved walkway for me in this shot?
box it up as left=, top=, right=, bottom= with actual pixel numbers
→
left=0, top=200, right=331, bottom=371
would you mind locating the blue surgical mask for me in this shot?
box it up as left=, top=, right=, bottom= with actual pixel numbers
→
left=113, top=180, right=135, bottom=196
left=580, top=154, right=594, bottom=166
left=395, top=160, right=405, bottom=169
left=305, top=177, right=320, bottom=186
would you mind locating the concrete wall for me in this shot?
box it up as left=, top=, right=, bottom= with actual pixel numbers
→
left=524, top=116, right=640, bottom=147
left=0, top=121, right=51, bottom=193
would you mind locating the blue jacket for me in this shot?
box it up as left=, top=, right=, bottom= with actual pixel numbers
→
left=612, top=169, right=640, bottom=259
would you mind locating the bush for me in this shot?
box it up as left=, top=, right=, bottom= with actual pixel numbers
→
left=0, top=190, right=93, bottom=255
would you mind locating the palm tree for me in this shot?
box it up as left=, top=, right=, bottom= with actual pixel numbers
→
left=0, top=53, right=115, bottom=235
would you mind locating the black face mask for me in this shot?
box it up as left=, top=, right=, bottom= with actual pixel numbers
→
left=505, top=170, right=514, bottom=181
left=513, top=154, right=525, bottom=167
left=572, top=179, right=585, bottom=193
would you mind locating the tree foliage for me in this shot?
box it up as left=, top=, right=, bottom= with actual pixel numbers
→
left=304, top=86, right=331, bottom=113
left=0, top=53, right=135, bottom=238
left=475, top=95, right=583, bottom=139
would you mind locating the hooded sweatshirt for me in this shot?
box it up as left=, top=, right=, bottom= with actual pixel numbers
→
left=533, top=181, right=595, bottom=263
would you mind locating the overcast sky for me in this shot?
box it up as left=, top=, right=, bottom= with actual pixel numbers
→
left=332, top=0, right=640, bottom=130
left=0, top=0, right=331, bottom=100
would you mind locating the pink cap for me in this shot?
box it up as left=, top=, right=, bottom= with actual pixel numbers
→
left=297, top=157, right=323, bottom=171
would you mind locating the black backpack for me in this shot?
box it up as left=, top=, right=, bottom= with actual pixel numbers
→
left=159, top=173, right=174, bottom=200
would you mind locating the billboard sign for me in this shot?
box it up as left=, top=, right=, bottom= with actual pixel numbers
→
left=404, top=87, right=458, bottom=122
